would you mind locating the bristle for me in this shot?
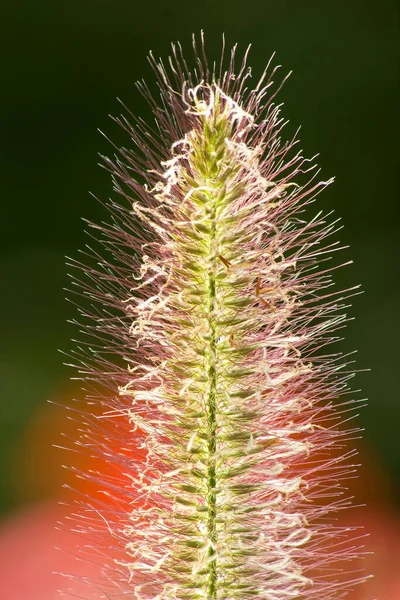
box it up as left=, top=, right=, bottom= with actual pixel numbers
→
left=64, top=34, right=369, bottom=599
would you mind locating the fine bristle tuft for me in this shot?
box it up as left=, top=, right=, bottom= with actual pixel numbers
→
left=63, top=34, right=368, bottom=600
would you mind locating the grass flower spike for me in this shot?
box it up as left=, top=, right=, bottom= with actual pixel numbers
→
left=67, top=35, right=367, bottom=600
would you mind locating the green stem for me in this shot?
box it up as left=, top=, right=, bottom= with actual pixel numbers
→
left=206, top=195, right=218, bottom=599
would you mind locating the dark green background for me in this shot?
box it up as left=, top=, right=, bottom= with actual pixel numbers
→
left=0, top=0, right=398, bottom=517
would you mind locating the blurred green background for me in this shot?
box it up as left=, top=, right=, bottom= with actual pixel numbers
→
left=0, top=0, right=398, bottom=519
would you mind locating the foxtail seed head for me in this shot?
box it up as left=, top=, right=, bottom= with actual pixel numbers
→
left=66, top=34, right=368, bottom=600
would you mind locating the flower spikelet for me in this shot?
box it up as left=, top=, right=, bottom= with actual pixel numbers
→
left=66, top=35, right=368, bottom=600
